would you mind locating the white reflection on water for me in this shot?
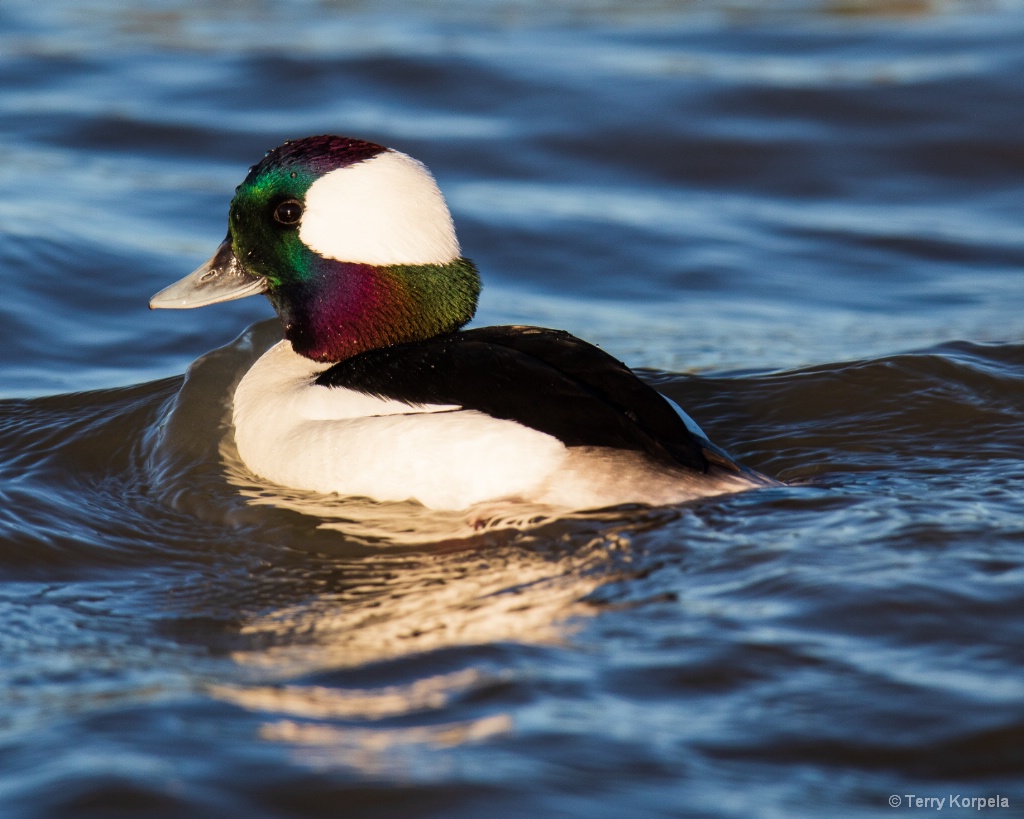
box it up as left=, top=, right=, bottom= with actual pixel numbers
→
left=212, top=669, right=514, bottom=775
left=209, top=530, right=634, bottom=769
left=212, top=669, right=514, bottom=774
left=258, top=715, right=514, bottom=777
left=228, top=531, right=630, bottom=674
left=212, top=668, right=486, bottom=720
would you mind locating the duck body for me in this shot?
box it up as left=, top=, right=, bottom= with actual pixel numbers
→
left=151, top=135, right=772, bottom=512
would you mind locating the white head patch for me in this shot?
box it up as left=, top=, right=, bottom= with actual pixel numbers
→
left=299, top=149, right=461, bottom=266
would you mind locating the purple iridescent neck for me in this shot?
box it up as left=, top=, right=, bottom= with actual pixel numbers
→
left=268, top=257, right=481, bottom=363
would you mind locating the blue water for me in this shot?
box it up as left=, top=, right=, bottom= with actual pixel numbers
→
left=2, top=2, right=1024, bottom=816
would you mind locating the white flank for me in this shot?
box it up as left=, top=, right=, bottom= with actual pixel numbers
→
left=232, top=342, right=569, bottom=510
left=299, top=150, right=461, bottom=265
left=231, top=343, right=768, bottom=513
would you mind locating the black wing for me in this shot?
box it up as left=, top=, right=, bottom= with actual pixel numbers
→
left=315, top=325, right=709, bottom=473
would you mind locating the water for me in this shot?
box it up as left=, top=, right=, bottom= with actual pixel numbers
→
left=2, top=1, right=1024, bottom=816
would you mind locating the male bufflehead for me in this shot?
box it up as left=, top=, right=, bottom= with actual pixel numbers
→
left=151, top=135, right=771, bottom=511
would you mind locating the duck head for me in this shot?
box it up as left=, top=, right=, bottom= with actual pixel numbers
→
left=150, top=135, right=481, bottom=362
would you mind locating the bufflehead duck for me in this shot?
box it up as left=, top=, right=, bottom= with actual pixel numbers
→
left=150, top=135, right=772, bottom=511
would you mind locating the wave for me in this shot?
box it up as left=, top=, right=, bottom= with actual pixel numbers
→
left=1, top=321, right=1021, bottom=574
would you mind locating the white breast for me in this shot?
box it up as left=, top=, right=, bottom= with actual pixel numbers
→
left=231, top=341, right=569, bottom=510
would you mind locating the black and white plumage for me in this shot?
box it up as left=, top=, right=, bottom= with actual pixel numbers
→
left=150, top=135, right=773, bottom=512
left=223, top=324, right=768, bottom=511
left=317, top=325, right=712, bottom=472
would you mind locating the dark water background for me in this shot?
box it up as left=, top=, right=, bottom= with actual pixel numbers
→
left=2, top=1, right=1024, bottom=816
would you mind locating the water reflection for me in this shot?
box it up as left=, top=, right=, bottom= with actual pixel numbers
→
left=207, top=529, right=635, bottom=768
left=256, top=714, right=514, bottom=776
left=213, top=668, right=513, bottom=775
left=228, top=531, right=631, bottom=673
left=213, top=668, right=486, bottom=720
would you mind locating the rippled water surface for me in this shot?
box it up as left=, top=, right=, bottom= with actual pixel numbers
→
left=2, top=1, right=1024, bottom=816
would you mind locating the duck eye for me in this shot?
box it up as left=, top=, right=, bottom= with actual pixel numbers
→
left=273, top=199, right=303, bottom=226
